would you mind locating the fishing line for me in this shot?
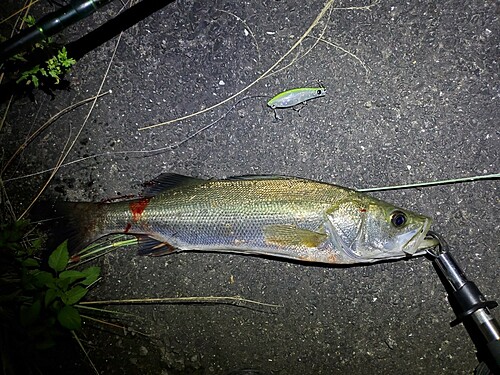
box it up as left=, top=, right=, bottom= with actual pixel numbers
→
left=3, top=95, right=271, bottom=182
left=357, top=173, right=500, bottom=192
left=144, top=95, right=269, bottom=156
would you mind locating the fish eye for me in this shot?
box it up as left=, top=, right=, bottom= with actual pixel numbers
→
left=316, top=89, right=322, bottom=95
left=390, top=210, right=407, bottom=228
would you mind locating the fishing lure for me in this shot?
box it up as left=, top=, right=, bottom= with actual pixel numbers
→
left=267, top=86, right=327, bottom=120
left=267, top=87, right=327, bottom=109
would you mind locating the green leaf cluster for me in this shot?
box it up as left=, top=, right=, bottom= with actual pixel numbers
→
left=0, top=219, right=33, bottom=253
left=0, top=220, right=103, bottom=374
left=2, top=15, right=76, bottom=89
left=22, top=241, right=100, bottom=333
left=16, top=47, right=76, bottom=88
left=24, top=15, right=36, bottom=27
left=0, top=222, right=100, bottom=352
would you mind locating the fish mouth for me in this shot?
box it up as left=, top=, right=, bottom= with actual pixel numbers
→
left=403, top=218, right=436, bottom=256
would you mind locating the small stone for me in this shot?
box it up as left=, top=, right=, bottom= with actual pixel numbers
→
left=139, top=346, right=148, bottom=356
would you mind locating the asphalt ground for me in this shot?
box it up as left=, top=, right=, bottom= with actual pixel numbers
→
left=0, top=0, right=499, bottom=374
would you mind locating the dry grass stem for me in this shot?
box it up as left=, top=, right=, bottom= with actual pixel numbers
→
left=81, top=295, right=282, bottom=309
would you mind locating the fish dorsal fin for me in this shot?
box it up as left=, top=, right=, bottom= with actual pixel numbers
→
left=142, top=173, right=205, bottom=196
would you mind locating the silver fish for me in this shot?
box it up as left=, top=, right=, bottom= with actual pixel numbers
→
left=53, top=174, right=437, bottom=264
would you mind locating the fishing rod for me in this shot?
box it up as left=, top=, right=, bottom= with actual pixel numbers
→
left=0, top=0, right=116, bottom=62
left=426, top=232, right=500, bottom=375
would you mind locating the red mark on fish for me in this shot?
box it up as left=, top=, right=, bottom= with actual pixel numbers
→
left=129, top=198, right=150, bottom=222
left=124, top=222, right=132, bottom=233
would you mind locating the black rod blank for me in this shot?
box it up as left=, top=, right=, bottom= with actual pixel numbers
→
left=0, top=0, right=115, bottom=62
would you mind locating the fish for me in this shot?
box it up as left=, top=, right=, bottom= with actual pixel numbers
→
left=50, top=174, right=438, bottom=265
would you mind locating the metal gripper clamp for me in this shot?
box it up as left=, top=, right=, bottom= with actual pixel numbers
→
left=425, top=231, right=500, bottom=375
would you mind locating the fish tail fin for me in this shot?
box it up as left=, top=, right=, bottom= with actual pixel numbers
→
left=33, top=201, right=105, bottom=255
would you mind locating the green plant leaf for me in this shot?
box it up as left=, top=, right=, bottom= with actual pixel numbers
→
left=32, top=237, right=43, bottom=250
left=51, top=299, right=63, bottom=311
left=24, top=15, right=36, bottom=27
left=63, top=57, right=76, bottom=68
left=31, top=75, right=39, bottom=88
left=11, top=54, right=28, bottom=62
left=56, top=276, right=71, bottom=291
left=16, top=65, right=40, bottom=85
left=62, top=285, right=87, bottom=305
left=22, top=258, right=39, bottom=268
left=20, top=299, right=41, bottom=326
left=48, top=241, right=69, bottom=272
left=80, top=266, right=101, bottom=286
left=32, top=270, right=55, bottom=288
left=57, top=305, right=81, bottom=330
left=44, top=288, right=58, bottom=307
left=36, top=336, right=57, bottom=350
left=59, top=270, right=86, bottom=284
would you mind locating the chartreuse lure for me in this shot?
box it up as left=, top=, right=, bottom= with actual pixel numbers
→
left=267, top=87, right=327, bottom=109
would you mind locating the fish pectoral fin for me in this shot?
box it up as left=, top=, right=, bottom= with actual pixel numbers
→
left=136, top=235, right=177, bottom=256
left=263, top=225, right=327, bottom=248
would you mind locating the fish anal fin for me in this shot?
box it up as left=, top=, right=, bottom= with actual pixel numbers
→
left=136, top=235, right=177, bottom=256
left=263, top=225, right=327, bottom=248
left=142, top=173, right=205, bottom=196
